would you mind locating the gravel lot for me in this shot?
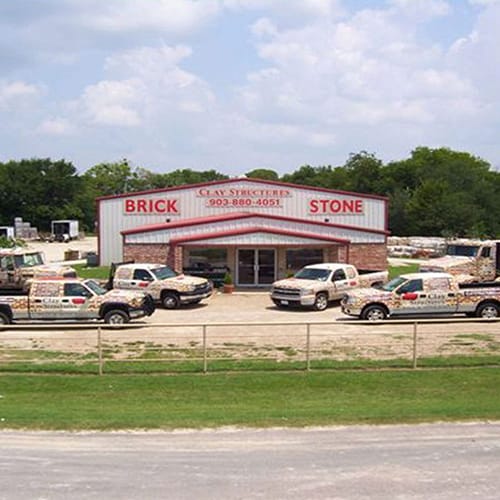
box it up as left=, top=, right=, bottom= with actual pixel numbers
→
left=25, top=237, right=98, bottom=263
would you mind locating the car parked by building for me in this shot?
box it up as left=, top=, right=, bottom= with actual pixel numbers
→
left=109, top=263, right=213, bottom=309
left=341, top=272, right=500, bottom=320
left=0, top=277, right=155, bottom=325
left=270, top=263, right=388, bottom=311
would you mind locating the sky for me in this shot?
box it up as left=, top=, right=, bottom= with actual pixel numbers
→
left=1, top=0, right=499, bottom=176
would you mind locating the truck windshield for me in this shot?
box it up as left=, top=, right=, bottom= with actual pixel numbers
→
left=151, top=266, right=178, bottom=280
left=446, top=245, right=480, bottom=257
left=294, top=268, right=331, bottom=281
left=380, top=276, right=408, bottom=292
left=84, top=279, right=107, bottom=295
left=14, top=252, right=45, bottom=267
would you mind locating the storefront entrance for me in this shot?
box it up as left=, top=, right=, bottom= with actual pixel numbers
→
left=237, top=249, right=276, bottom=286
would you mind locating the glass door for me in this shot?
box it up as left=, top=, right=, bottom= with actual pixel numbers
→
left=237, top=249, right=256, bottom=285
left=257, top=249, right=276, bottom=284
left=237, top=249, right=276, bottom=286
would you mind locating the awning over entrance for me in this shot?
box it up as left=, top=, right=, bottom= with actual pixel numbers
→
left=121, top=212, right=386, bottom=246
left=170, top=227, right=350, bottom=246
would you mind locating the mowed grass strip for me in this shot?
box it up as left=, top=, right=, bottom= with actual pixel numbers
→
left=1, top=369, right=499, bottom=430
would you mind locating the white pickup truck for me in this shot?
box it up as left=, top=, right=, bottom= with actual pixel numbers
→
left=110, top=263, right=213, bottom=309
left=270, top=263, right=388, bottom=311
left=341, top=271, right=500, bottom=320
left=0, top=277, right=155, bottom=325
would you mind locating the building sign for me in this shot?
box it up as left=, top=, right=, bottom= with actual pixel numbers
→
left=309, top=198, right=364, bottom=215
left=124, top=198, right=179, bottom=214
left=197, top=187, right=290, bottom=208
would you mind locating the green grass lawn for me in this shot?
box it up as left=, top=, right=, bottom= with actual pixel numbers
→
left=388, top=262, right=420, bottom=279
left=73, top=263, right=110, bottom=280
left=1, top=368, right=499, bottom=430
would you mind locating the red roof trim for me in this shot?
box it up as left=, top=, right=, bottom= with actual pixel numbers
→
left=168, top=226, right=351, bottom=245
left=121, top=211, right=389, bottom=236
left=97, top=177, right=388, bottom=203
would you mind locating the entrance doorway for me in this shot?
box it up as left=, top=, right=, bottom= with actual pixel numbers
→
left=237, top=249, right=276, bottom=286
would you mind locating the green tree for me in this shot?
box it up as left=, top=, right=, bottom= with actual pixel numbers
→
left=342, top=151, right=384, bottom=194
left=0, top=158, right=82, bottom=231
left=384, top=147, right=499, bottom=237
left=245, top=169, right=279, bottom=181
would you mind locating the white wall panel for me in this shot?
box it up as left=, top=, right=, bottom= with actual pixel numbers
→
left=99, top=179, right=387, bottom=264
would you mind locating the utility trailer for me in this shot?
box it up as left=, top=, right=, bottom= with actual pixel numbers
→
left=51, top=220, right=79, bottom=242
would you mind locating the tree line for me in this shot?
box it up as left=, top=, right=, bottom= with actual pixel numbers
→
left=0, top=147, right=498, bottom=238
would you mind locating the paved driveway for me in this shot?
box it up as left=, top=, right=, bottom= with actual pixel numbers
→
left=1, top=423, right=499, bottom=500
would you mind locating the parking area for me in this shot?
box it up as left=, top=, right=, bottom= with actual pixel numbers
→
left=145, top=289, right=344, bottom=324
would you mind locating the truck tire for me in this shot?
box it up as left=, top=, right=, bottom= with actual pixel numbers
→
left=104, top=309, right=130, bottom=324
left=475, top=302, right=500, bottom=319
left=0, top=311, right=11, bottom=325
left=361, top=305, right=387, bottom=321
left=162, top=292, right=180, bottom=309
left=313, top=293, right=329, bottom=311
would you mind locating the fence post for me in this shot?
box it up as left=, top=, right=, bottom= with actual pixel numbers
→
left=412, top=322, right=418, bottom=369
left=305, top=323, right=311, bottom=372
left=97, top=326, right=103, bottom=376
left=202, top=324, right=208, bottom=374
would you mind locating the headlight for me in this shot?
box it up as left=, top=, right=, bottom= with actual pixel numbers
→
left=299, top=288, right=312, bottom=296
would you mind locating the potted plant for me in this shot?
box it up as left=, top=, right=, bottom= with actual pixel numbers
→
left=222, top=272, right=235, bottom=293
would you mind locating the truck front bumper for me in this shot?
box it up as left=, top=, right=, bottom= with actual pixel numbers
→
left=179, top=287, right=213, bottom=304
left=270, top=292, right=316, bottom=307
left=340, top=305, right=362, bottom=317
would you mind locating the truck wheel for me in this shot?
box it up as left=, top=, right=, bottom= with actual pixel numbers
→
left=361, top=305, right=387, bottom=321
left=0, top=312, right=11, bottom=325
left=162, top=292, right=180, bottom=309
left=313, top=293, right=329, bottom=311
left=104, top=309, right=130, bottom=324
left=476, top=302, right=500, bottom=319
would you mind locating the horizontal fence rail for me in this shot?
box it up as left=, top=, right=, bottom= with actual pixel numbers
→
left=0, top=318, right=499, bottom=375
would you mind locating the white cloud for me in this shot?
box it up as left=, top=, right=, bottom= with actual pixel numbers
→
left=80, top=79, right=143, bottom=126
left=1, top=0, right=500, bottom=173
left=80, top=0, right=219, bottom=33
left=388, top=0, right=450, bottom=19
left=225, top=0, right=345, bottom=18
left=37, top=117, right=75, bottom=136
left=0, top=81, right=41, bottom=107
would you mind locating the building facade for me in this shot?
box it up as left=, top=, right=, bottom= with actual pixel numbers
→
left=97, top=178, right=389, bottom=286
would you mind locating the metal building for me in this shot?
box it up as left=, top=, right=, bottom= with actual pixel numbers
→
left=97, top=178, right=389, bottom=286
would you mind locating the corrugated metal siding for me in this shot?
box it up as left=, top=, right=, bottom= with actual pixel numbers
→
left=123, top=217, right=385, bottom=245
left=175, top=232, right=337, bottom=246
left=99, top=180, right=387, bottom=264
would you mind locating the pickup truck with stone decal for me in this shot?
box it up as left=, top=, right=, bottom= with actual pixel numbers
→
left=0, top=247, right=76, bottom=292
left=341, top=272, right=500, bottom=320
left=0, top=277, right=155, bottom=325
left=270, top=263, right=388, bottom=311
left=109, top=263, right=213, bottom=309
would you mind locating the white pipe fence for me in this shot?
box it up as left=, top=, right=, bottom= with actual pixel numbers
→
left=0, top=318, right=499, bottom=375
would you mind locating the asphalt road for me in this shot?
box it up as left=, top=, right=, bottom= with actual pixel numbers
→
left=1, top=423, right=499, bottom=499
